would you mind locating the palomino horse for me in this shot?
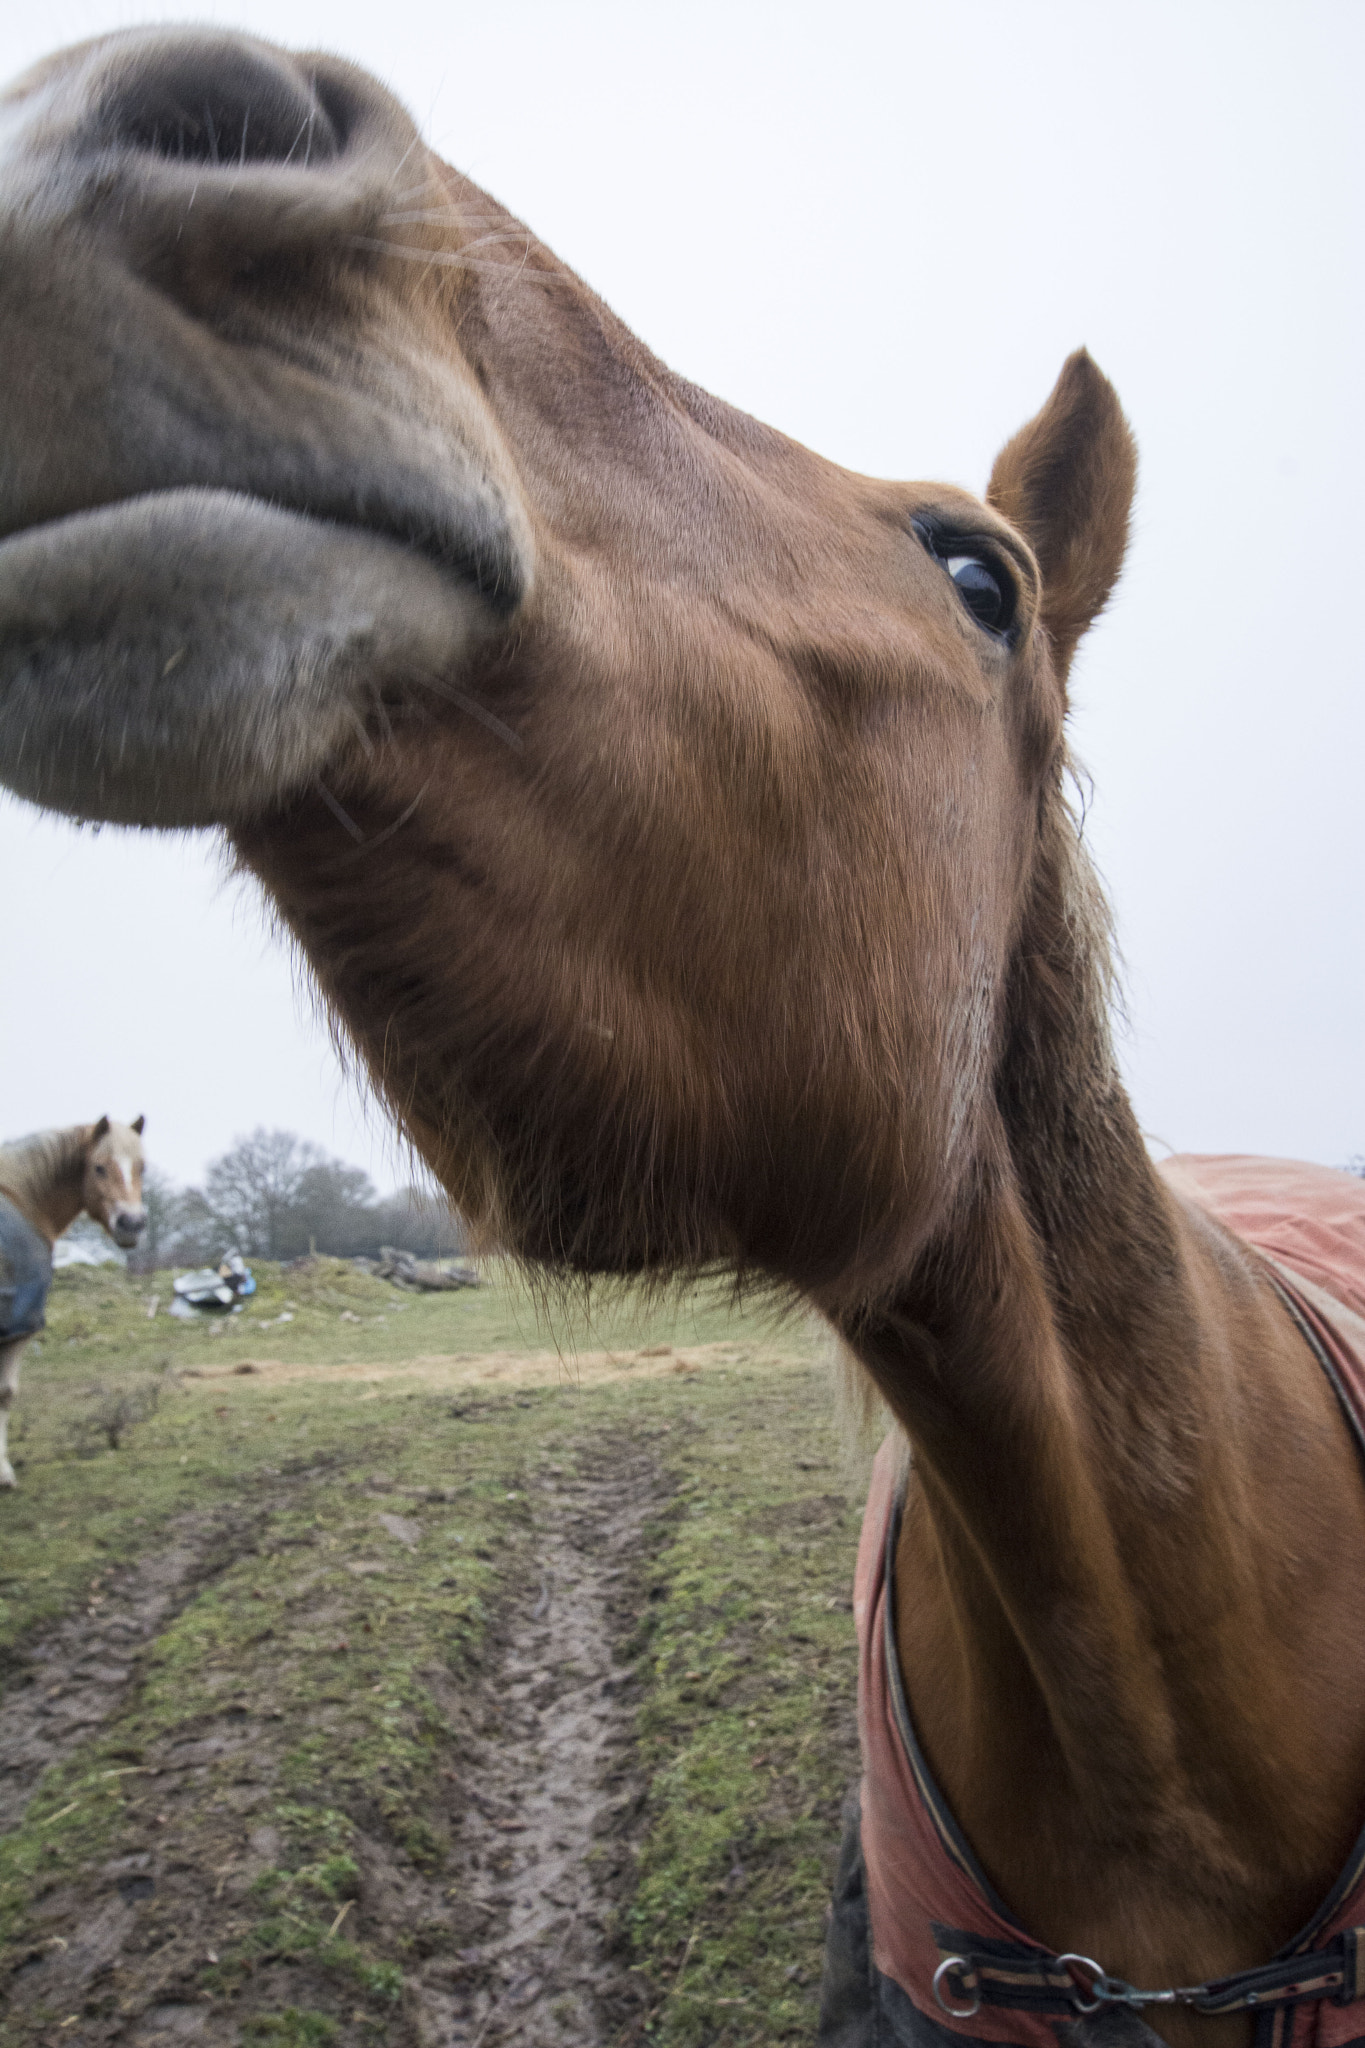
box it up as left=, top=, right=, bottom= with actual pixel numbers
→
left=0, top=31, right=1363, bottom=2048
left=0, top=1119, right=147, bottom=1487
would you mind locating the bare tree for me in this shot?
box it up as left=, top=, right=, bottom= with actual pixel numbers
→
left=372, top=1183, right=472, bottom=1258
left=161, top=1186, right=223, bottom=1266
left=276, top=1157, right=380, bottom=1259
left=203, top=1128, right=325, bottom=1258
left=132, top=1132, right=472, bottom=1268
left=125, top=1165, right=176, bottom=1273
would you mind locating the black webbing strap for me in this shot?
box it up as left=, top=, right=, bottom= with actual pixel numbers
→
left=929, top=1925, right=1365, bottom=2023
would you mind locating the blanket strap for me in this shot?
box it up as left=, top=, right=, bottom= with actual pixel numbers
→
left=930, top=1925, right=1365, bottom=2022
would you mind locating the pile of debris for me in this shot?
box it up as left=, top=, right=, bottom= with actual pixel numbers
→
left=169, top=1252, right=257, bottom=1318
left=368, top=1246, right=480, bottom=1293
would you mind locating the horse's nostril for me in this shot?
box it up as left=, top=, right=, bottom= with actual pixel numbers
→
left=97, top=45, right=341, bottom=170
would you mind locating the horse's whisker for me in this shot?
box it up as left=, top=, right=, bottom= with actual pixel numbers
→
left=343, top=236, right=556, bottom=281
left=315, top=780, right=367, bottom=842
left=405, top=670, right=524, bottom=752
left=377, top=214, right=531, bottom=242
left=360, top=224, right=532, bottom=256
left=334, top=783, right=430, bottom=865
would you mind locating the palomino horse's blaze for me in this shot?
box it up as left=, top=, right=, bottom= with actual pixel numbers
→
left=0, top=31, right=1361, bottom=2048
left=0, top=1118, right=147, bottom=1485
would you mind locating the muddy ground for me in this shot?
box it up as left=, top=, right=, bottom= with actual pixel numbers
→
left=4, top=1443, right=656, bottom=2046
left=0, top=1274, right=865, bottom=2048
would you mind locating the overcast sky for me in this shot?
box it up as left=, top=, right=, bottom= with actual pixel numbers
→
left=1, top=1, right=1360, bottom=1189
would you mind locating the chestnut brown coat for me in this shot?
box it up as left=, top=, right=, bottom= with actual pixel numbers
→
left=0, top=34, right=1360, bottom=2046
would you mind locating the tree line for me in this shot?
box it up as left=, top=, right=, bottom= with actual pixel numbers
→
left=109, top=1141, right=1364, bottom=1272
left=130, top=1128, right=471, bottom=1271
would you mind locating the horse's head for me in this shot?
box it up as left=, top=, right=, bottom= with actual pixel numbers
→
left=83, top=1116, right=147, bottom=1249
left=0, top=31, right=1135, bottom=1306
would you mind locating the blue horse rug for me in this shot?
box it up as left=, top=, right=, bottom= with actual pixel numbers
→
left=0, top=1192, right=52, bottom=1343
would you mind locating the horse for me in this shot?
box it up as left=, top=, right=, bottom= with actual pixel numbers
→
left=0, top=1118, right=147, bottom=1486
left=0, top=29, right=1362, bottom=2048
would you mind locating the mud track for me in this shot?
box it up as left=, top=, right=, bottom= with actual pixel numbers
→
left=411, top=1440, right=660, bottom=2046
left=0, top=1506, right=259, bottom=1835
left=1, top=1438, right=666, bottom=2046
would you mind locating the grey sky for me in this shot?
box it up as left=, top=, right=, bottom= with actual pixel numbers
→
left=1, top=0, right=1360, bottom=1188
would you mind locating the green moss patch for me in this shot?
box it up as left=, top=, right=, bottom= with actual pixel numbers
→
left=613, top=1370, right=863, bottom=2043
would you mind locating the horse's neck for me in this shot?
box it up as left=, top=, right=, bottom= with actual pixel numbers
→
left=0, top=1127, right=87, bottom=1243
left=860, top=1118, right=1204, bottom=1812
left=849, top=851, right=1365, bottom=2028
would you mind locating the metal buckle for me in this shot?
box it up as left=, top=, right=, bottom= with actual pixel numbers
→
left=1056, top=1954, right=1113, bottom=2015
left=1057, top=1955, right=1189, bottom=2014
left=933, top=1955, right=983, bottom=2019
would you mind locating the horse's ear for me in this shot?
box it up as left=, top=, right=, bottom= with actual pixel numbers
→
left=987, top=349, right=1136, bottom=683
left=91, top=1115, right=110, bottom=1141
left=132, top=1115, right=145, bottom=1136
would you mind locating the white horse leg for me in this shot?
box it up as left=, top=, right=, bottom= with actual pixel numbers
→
left=0, top=1337, right=27, bottom=1487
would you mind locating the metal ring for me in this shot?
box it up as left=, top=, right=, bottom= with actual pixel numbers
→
left=933, top=1956, right=983, bottom=2020
left=1057, top=1954, right=1109, bottom=2016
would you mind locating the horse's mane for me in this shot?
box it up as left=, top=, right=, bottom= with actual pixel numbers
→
left=999, top=749, right=1124, bottom=1196
left=0, top=1126, right=88, bottom=1214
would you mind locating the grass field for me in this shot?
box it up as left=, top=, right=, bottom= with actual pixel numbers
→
left=0, top=1258, right=869, bottom=2046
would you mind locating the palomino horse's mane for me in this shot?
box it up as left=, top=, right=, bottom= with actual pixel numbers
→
left=0, top=1127, right=91, bottom=1213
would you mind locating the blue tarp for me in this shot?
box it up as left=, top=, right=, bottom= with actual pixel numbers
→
left=0, top=1193, right=52, bottom=1343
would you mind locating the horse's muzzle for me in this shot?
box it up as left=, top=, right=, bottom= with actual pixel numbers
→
left=0, top=28, right=531, bottom=828
left=110, top=1208, right=147, bottom=1249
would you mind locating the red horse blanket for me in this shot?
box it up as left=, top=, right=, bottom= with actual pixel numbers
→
left=855, top=1156, right=1365, bottom=2048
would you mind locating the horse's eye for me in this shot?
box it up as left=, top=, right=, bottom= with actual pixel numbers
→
left=94, top=1164, right=106, bottom=1177
left=945, top=555, right=1011, bottom=634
